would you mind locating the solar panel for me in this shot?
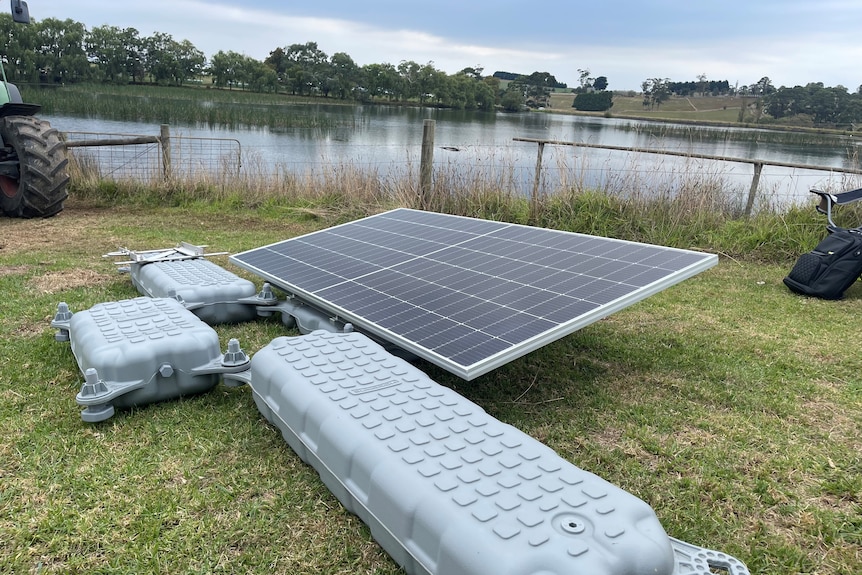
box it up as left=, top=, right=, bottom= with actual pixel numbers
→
left=230, top=209, right=717, bottom=380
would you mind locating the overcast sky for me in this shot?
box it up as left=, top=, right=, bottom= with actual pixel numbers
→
left=35, top=0, right=862, bottom=91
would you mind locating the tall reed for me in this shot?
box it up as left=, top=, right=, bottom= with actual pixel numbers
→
left=67, top=143, right=847, bottom=263
left=30, top=84, right=347, bottom=130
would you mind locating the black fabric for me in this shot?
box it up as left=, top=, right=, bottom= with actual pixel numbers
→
left=784, top=229, right=862, bottom=299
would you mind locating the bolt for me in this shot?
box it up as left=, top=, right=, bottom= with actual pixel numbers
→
left=222, top=338, right=250, bottom=367
left=560, top=517, right=586, bottom=534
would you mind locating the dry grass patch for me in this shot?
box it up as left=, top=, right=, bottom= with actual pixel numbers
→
left=28, top=268, right=114, bottom=294
left=0, top=264, right=29, bottom=277
left=0, top=209, right=125, bottom=254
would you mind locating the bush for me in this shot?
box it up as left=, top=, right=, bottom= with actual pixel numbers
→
left=572, top=91, right=613, bottom=112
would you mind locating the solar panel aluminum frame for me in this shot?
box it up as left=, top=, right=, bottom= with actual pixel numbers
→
left=230, top=209, right=718, bottom=380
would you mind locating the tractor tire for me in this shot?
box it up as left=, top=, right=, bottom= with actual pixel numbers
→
left=0, top=115, right=69, bottom=218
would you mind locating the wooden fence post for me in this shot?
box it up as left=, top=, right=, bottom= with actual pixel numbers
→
left=531, top=142, right=545, bottom=221
left=419, top=119, right=435, bottom=209
left=160, top=124, right=172, bottom=181
left=744, top=162, right=763, bottom=217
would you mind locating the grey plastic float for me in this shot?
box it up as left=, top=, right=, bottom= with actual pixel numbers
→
left=224, top=330, right=749, bottom=575
left=106, top=243, right=259, bottom=324
left=129, top=257, right=259, bottom=324
left=51, top=297, right=250, bottom=422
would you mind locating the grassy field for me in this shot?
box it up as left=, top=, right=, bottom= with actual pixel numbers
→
left=1, top=199, right=860, bottom=574
left=549, top=93, right=748, bottom=123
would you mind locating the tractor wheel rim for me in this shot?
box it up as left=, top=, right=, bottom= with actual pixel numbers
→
left=0, top=175, right=19, bottom=198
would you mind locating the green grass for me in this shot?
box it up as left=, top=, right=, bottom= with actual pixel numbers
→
left=1, top=202, right=860, bottom=574
left=549, top=93, right=860, bottom=139
left=549, top=93, right=745, bottom=122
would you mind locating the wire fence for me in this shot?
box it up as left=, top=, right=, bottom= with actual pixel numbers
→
left=63, top=129, right=241, bottom=183
left=60, top=124, right=862, bottom=212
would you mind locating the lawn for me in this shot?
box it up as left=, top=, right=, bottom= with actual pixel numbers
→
left=1, top=204, right=860, bottom=574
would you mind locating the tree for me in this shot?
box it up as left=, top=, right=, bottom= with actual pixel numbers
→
left=696, top=73, right=707, bottom=96
left=473, top=79, right=496, bottom=111
left=457, top=66, right=484, bottom=81
left=0, top=13, right=38, bottom=83
left=120, top=28, right=145, bottom=83
left=283, top=41, right=329, bottom=95
left=444, top=69, right=494, bottom=110
left=573, top=92, right=613, bottom=112
left=209, top=50, right=249, bottom=90
left=575, top=68, right=593, bottom=93
left=511, top=71, right=558, bottom=108
left=416, top=62, right=443, bottom=104
left=143, top=32, right=182, bottom=84
left=174, top=39, right=205, bottom=84
left=84, top=25, right=149, bottom=85
left=751, top=76, right=775, bottom=96
left=359, top=62, right=399, bottom=101
left=642, top=77, right=671, bottom=109
left=396, top=60, right=421, bottom=101
left=35, top=18, right=90, bottom=83
left=326, top=52, right=359, bottom=99
left=593, top=76, right=608, bottom=91
left=264, top=47, right=287, bottom=88
left=246, top=59, right=278, bottom=93
left=762, top=83, right=861, bottom=127
left=483, top=75, right=502, bottom=106
left=210, top=50, right=267, bottom=92
left=501, top=88, right=525, bottom=112
left=85, top=25, right=127, bottom=83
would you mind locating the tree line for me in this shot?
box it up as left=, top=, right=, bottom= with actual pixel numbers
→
left=761, top=83, right=862, bottom=127
left=640, top=76, right=776, bottom=109
left=4, top=15, right=861, bottom=126
left=0, top=14, right=569, bottom=111
left=638, top=75, right=862, bottom=127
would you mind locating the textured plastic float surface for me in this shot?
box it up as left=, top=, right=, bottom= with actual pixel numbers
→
left=67, top=297, right=224, bottom=417
left=247, top=330, right=748, bottom=575
left=131, top=259, right=257, bottom=324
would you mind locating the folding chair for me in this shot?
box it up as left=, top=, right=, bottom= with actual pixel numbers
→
left=809, top=186, right=862, bottom=231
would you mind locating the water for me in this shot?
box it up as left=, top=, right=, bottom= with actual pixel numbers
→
left=46, top=104, right=862, bottom=206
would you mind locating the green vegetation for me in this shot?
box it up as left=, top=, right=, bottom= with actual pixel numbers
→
left=572, top=91, right=614, bottom=112
left=0, top=14, right=500, bottom=111
left=5, top=12, right=862, bottom=126
left=762, top=83, right=862, bottom=127
left=29, top=84, right=347, bottom=130
left=1, top=189, right=860, bottom=574
left=551, top=93, right=746, bottom=123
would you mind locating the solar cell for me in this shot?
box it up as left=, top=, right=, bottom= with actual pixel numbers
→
left=230, top=208, right=717, bottom=379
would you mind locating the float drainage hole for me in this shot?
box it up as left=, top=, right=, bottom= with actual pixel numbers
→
left=561, top=519, right=586, bottom=535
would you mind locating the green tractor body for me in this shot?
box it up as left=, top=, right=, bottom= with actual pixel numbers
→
left=0, top=0, right=69, bottom=218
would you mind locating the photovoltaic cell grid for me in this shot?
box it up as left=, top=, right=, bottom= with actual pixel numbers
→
left=230, top=209, right=717, bottom=379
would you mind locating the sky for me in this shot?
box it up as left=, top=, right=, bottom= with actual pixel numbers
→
left=32, top=0, right=862, bottom=92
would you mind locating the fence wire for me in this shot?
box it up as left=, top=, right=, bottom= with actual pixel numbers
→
left=60, top=128, right=862, bottom=210
left=63, top=131, right=241, bottom=183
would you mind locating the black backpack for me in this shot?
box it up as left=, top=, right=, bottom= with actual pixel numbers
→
left=784, top=228, right=862, bottom=299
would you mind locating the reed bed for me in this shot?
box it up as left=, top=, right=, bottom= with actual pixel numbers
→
left=66, top=142, right=862, bottom=264
left=30, top=84, right=348, bottom=130
left=613, top=118, right=859, bottom=145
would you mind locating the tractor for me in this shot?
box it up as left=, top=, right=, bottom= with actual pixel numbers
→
left=0, top=0, right=69, bottom=218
